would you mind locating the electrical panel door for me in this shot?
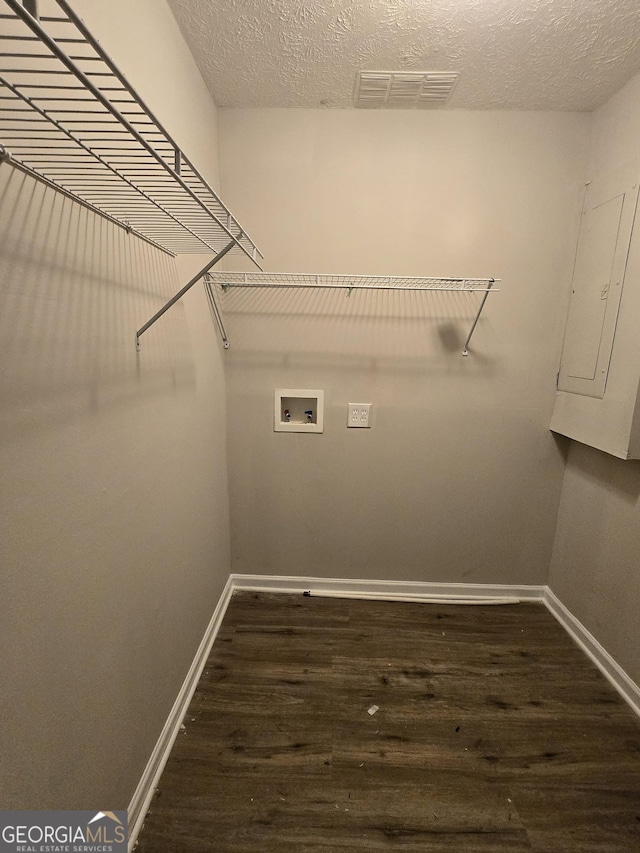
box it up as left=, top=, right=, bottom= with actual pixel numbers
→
left=558, top=167, right=639, bottom=399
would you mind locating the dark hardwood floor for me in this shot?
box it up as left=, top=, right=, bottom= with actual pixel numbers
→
left=135, top=592, right=640, bottom=852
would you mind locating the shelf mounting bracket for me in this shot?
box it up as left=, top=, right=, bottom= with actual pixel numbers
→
left=135, top=240, right=235, bottom=351
left=204, top=275, right=230, bottom=349
left=462, top=279, right=495, bottom=356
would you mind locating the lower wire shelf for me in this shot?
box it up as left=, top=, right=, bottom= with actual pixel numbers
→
left=205, top=272, right=500, bottom=356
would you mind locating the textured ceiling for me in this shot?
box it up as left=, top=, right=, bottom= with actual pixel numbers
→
left=167, top=0, right=640, bottom=111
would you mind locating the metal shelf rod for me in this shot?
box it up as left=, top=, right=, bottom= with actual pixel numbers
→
left=219, top=282, right=496, bottom=292
left=214, top=275, right=499, bottom=292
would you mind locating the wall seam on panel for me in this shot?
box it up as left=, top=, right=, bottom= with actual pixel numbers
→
left=544, top=586, right=640, bottom=719
left=127, top=575, right=235, bottom=851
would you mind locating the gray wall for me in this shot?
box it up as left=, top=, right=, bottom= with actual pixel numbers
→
left=0, top=1, right=231, bottom=809
left=549, top=72, right=640, bottom=687
left=218, top=108, right=590, bottom=584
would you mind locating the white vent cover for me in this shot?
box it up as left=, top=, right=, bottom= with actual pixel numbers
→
left=354, top=71, right=459, bottom=109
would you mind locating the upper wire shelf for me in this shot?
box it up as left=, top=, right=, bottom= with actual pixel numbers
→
left=0, top=0, right=262, bottom=263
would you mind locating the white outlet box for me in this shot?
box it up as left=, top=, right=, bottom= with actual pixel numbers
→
left=348, top=403, right=372, bottom=428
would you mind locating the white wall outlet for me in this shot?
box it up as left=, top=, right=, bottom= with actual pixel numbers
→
left=348, top=403, right=372, bottom=428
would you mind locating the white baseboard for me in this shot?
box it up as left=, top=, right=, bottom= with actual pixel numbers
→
left=127, top=574, right=640, bottom=850
left=230, top=573, right=546, bottom=603
left=127, top=575, right=235, bottom=851
left=544, top=587, right=640, bottom=719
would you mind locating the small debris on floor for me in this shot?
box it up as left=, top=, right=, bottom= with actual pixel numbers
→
left=368, top=705, right=379, bottom=716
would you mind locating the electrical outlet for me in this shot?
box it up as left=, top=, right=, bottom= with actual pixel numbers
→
left=348, top=403, right=371, bottom=428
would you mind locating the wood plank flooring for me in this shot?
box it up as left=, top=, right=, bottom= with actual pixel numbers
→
left=135, top=592, right=640, bottom=852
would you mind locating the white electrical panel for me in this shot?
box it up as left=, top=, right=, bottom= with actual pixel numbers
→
left=551, top=161, right=640, bottom=459
left=557, top=166, right=638, bottom=399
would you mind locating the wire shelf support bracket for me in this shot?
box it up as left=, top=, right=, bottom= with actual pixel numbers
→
left=135, top=242, right=235, bottom=351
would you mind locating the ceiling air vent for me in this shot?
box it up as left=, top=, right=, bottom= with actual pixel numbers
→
left=354, top=71, right=459, bottom=109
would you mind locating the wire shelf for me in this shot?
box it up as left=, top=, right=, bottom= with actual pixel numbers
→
left=0, top=0, right=497, bottom=355
left=207, top=272, right=499, bottom=292
left=0, top=0, right=261, bottom=262
left=206, top=272, right=499, bottom=355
